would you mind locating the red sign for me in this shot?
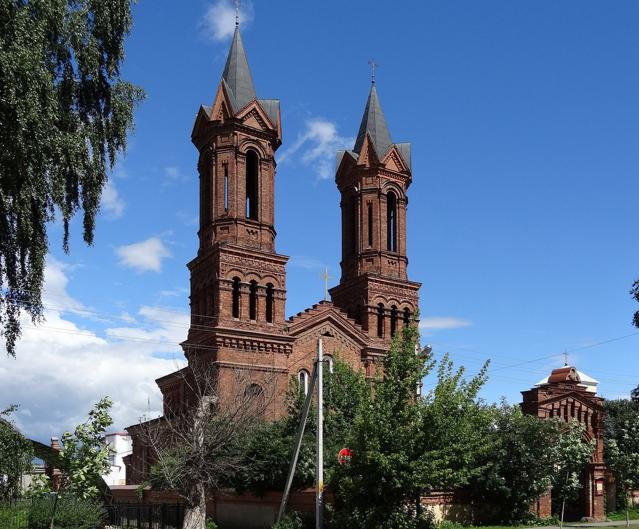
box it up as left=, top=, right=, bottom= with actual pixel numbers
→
left=337, top=448, right=353, bottom=465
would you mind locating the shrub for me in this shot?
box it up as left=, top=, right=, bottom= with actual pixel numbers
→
left=28, top=495, right=105, bottom=529
left=206, top=520, right=219, bottom=529
left=271, top=511, right=304, bottom=529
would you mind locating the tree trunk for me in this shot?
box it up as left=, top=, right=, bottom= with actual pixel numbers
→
left=626, top=488, right=631, bottom=528
left=561, top=497, right=566, bottom=529
left=183, top=483, right=207, bottom=529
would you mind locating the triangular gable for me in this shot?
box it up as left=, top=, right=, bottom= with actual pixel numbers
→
left=357, top=134, right=380, bottom=167
left=288, top=305, right=369, bottom=348
left=210, top=81, right=235, bottom=122
left=536, top=390, right=603, bottom=411
left=382, top=145, right=408, bottom=173
left=237, top=100, right=276, bottom=132
left=191, top=105, right=212, bottom=141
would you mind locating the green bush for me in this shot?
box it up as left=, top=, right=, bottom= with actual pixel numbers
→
left=206, top=519, right=219, bottom=529
left=0, top=502, right=29, bottom=529
left=28, top=495, right=105, bottom=529
left=271, top=511, right=304, bottom=529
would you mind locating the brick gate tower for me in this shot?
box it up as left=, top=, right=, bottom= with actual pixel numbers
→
left=330, top=80, right=421, bottom=364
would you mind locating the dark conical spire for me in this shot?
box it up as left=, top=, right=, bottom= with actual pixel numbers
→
left=222, top=27, right=256, bottom=112
left=353, top=83, right=393, bottom=157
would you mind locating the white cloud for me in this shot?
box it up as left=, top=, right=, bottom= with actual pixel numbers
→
left=279, top=118, right=353, bottom=180
left=115, top=237, right=172, bottom=273
left=289, top=255, right=329, bottom=271
left=101, top=180, right=125, bottom=219
left=163, top=166, right=190, bottom=186
left=419, top=317, right=472, bottom=331
left=0, top=257, right=187, bottom=442
left=202, top=0, right=254, bottom=41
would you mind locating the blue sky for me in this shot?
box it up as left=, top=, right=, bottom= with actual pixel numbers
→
left=1, top=0, right=638, bottom=441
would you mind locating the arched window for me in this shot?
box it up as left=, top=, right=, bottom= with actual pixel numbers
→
left=377, top=303, right=385, bottom=338
left=246, top=150, right=259, bottom=220
left=403, top=307, right=411, bottom=326
left=298, top=370, right=310, bottom=396
left=244, top=383, right=265, bottom=417
left=367, top=202, right=373, bottom=247
left=325, top=355, right=334, bottom=374
left=390, top=305, right=398, bottom=337
left=249, top=280, right=258, bottom=321
left=350, top=196, right=358, bottom=254
left=387, top=191, right=397, bottom=252
left=223, top=162, right=229, bottom=213
left=232, top=277, right=241, bottom=319
left=265, top=283, right=274, bottom=324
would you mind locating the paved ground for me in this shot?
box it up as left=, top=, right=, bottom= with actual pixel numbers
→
left=537, top=521, right=639, bottom=529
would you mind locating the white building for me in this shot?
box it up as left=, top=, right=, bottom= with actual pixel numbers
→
left=102, top=432, right=132, bottom=486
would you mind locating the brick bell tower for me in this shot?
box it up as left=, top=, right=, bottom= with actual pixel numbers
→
left=187, top=24, right=293, bottom=377
left=330, top=80, right=420, bottom=347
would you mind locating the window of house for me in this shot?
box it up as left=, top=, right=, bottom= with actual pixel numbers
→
left=265, top=283, right=274, bottom=323
left=246, top=150, right=259, bottom=220
left=232, top=277, right=241, bottom=319
left=249, top=280, right=258, bottom=321
left=387, top=191, right=397, bottom=252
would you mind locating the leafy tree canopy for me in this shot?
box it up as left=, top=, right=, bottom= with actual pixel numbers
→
left=57, top=397, right=114, bottom=499
left=472, top=404, right=565, bottom=524
left=0, top=0, right=144, bottom=356
left=330, top=324, right=490, bottom=529
left=0, top=404, right=33, bottom=501
left=631, top=279, right=639, bottom=329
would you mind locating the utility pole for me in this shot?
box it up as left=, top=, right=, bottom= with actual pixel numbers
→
left=316, top=335, right=325, bottom=529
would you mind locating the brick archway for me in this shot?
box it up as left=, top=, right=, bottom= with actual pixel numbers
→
left=521, top=366, right=606, bottom=521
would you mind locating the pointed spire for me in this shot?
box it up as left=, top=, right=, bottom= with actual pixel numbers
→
left=353, top=83, right=393, bottom=157
left=222, top=26, right=256, bottom=112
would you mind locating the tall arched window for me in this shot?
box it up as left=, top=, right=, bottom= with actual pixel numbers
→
left=377, top=303, right=385, bottom=338
left=249, top=280, right=258, bottom=321
left=223, top=163, right=229, bottom=213
left=245, top=383, right=265, bottom=417
left=325, top=355, right=334, bottom=374
left=298, top=370, right=309, bottom=396
left=232, top=277, right=241, bottom=319
left=387, top=191, right=397, bottom=252
left=403, top=307, right=411, bottom=327
left=367, top=202, right=373, bottom=247
left=246, top=150, right=259, bottom=220
left=390, top=305, right=398, bottom=337
left=350, top=196, right=358, bottom=254
left=265, top=283, right=274, bottom=324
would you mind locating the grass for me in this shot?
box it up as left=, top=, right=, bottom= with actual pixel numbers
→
left=608, top=508, right=639, bottom=522
left=0, top=502, right=29, bottom=529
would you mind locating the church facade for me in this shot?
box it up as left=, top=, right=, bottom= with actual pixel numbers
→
left=126, top=24, right=420, bottom=484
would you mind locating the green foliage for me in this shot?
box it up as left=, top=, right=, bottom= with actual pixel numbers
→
left=0, top=501, right=29, bottom=528
left=606, top=409, right=639, bottom=515
left=232, top=355, right=369, bottom=495
left=472, top=404, right=564, bottom=524
left=0, top=405, right=33, bottom=501
left=271, top=511, right=304, bottom=529
left=206, top=519, right=219, bottom=529
left=0, top=0, right=144, bottom=356
left=28, top=495, right=105, bottom=529
left=330, top=324, right=488, bottom=529
left=57, top=397, right=114, bottom=498
left=552, top=420, right=596, bottom=523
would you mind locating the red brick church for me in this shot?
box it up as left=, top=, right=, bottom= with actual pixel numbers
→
left=126, top=24, right=420, bottom=483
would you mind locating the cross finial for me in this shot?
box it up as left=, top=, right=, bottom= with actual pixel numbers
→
left=563, top=350, right=569, bottom=367
left=320, top=267, right=334, bottom=302
left=235, top=0, right=240, bottom=27
left=368, top=58, right=378, bottom=85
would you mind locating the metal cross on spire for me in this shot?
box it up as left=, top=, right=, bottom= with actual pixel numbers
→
left=320, top=268, right=334, bottom=302
left=563, top=350, right=569, bottom=366
left=368, top=58, right=378, bottom=85
left=235, top=0, right=240, bottom=27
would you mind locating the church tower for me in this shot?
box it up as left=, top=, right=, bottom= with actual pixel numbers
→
left=187, top=24, right=292, bottom=364
left=330, top=81, right=420, bottom=344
